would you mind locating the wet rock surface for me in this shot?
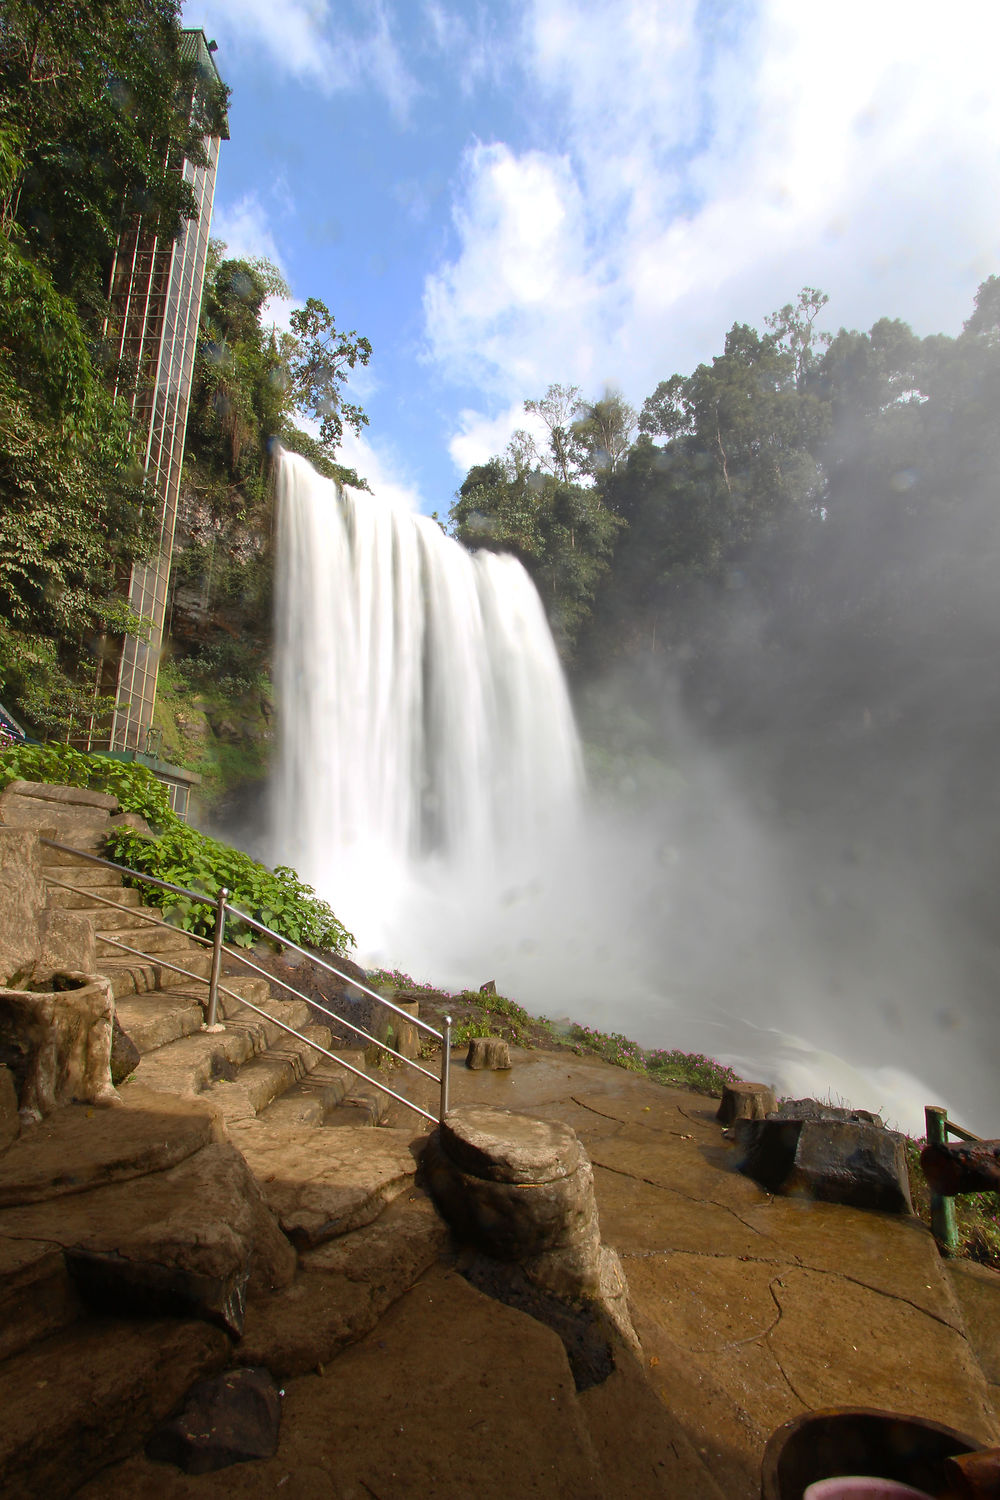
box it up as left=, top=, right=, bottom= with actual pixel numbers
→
left=7, top=1048, right=1000, bottom=1500
left=425, top=1103, right=639, bottom=1381
left=0, top=1139, right=295, bottom=1336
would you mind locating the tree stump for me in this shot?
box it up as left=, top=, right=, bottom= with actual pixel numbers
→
left=717, top=1081, right=777, bottom=1125
left=466, top=1037, right=511, bottom=1071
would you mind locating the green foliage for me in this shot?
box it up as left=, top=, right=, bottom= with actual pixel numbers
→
left=104, top=823, right=355, bottom=953
left=285, top=297, right=372, bottom=453
left=454, top=989, right=535, bottom=1046
left=185, top=253, right=372, bottom=515
left=367, top=968, right=440, bottom=994
left=450, top=1016, right=495, bottom=1045
left=0, top=742, right=172, bottom=825
left=451, top=451, right=622, bottom=656
left=0, top=0, right=228, bottom=322
left=0, top=234, right=150, bottom=733
left=0, top=0, right=227, bottom=736
left=0, top=742, right=353, bottom=954
left=172, top=251, right=373, bottom=745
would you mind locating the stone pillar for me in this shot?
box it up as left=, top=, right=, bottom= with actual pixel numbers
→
left=424, top=1104, right=637, bottom=1362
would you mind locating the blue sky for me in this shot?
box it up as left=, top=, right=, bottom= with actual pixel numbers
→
left=185, top=0, right=1000, bottom=514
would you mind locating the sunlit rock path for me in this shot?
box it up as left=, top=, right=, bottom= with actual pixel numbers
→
left=82, top=1050, right=1000, bottom=1500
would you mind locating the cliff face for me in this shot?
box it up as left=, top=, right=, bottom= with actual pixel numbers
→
left=160, top=484, right=276, bottom=828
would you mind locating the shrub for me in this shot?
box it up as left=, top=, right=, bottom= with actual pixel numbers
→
left=104, top=823, right=354, bottom=953
left=0, top=742, right=172, bottom=826
left=0, top=742, right=353, bottom=954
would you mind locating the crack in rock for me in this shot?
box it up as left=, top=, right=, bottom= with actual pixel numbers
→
left=591, top=1158, right=792, bottom=1255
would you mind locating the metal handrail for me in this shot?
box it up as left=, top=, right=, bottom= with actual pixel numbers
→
left=97, top=933, right=439, bottom=1124
left=924, top=1104, right=984, bottom=1256
left=44, top=871, right=441, bottom=1081
left=40, top=837, right=446, bottom=1035
left=41, top=835, right=452, bottom=1120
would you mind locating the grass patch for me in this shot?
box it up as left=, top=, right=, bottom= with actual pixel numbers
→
left=567, top=1023, right=741, bottom=1095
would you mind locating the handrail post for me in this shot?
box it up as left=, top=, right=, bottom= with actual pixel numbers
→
left=440, top=1014, right=451, bottom=1122
left=925, top=1104, right=958, bottom=1256
left=205, top=887, right=229, bottom=1032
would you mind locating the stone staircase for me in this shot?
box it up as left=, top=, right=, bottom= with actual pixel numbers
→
left=0, top=781, right=447, bottom=1497
left=39, top=815, right=395, bottom=1136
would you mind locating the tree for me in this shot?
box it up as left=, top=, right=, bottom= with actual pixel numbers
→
left=0, top=0, right=227, bottom=735
left=284, top=299, right=371, bottom=453
left=0, top=235, right=150, bottom=731
left=573, top=387, right=638, bottom=480
left=517, top=383, right=586, bottom=484
left=451, top=410, right=623, bottom=656
left=765, top=286, right=831, bottom=382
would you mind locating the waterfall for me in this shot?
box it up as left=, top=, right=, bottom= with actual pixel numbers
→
left=271, top=449, right=583, bottom=956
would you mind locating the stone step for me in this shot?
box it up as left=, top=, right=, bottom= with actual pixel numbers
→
left=234, top=1189, right=449, bottom=1380
left=227, top=1120, right=421, bottom=1249
left=101, top=949, right=214, bottom=1000
left=113, top=977, right=271, bottom=1055
left=3, top=812, right=109, bottom=849
left=0, top=1089, right=222, bottom=1212
left=40, top=858, right=125, bottom=886
left=0, top=1238, right=82, bottom=1365
left=327, top=1049, right=391, bottom=1127
left=45, top=884, right=141, bottom=911
left=133, top=998, right=315, bottom=1097
left=257, top=1057, right=352, bottom=1127
left=0, top=1315, right=229, bottom=1500
left=88, top=906, right=165, bottom=935
left=96, top=924, right=205, bottom=959
left=200, top=1024, right=334, bottom=1125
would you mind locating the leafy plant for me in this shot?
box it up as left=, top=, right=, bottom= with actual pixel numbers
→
left=451, top=1016, right=495, bottom=1045
left=367, top=968, right=440, bottom=994
left=0, top=741, right=354, bottom=954
left=0, top=742, right=172, bottom=826
left=104, top=823, right=354, bottom=954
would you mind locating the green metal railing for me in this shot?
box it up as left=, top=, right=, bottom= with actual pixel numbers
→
left=924, top=1104, right=983, bottom=1256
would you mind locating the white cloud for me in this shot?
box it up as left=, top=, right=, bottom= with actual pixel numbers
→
left=189, top=0, right=417, bottom=117
left=448, top=401, right=548, bottom=474
left=421, top=1, right=508, bottom=97
left=336, top=425, right=427, bottom=513
left=425, top=0, right=1000, bottom=464
left=210, top=193, right=297, bottom=330
left=211, top=192, right=286, bottom=268
left=424, top=142, right=600, bottom=397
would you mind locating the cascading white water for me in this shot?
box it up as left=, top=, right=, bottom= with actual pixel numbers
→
left=271, top=449, right=583, bottom=952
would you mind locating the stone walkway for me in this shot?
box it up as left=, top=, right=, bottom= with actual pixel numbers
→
left=77, top=1048, right=1000, bottom=1499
